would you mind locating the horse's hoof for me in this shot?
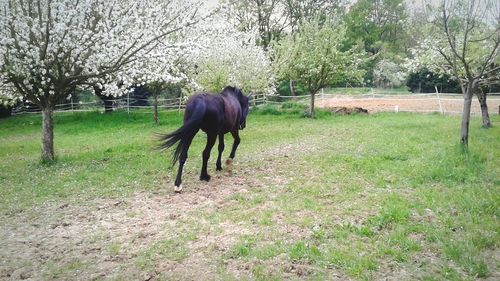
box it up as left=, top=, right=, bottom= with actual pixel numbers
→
left=225, top=158, right=233, bottom=173
left=200, top=174, right=211, bottom=182
left=174, top=184, right=183, bottom=193
left=216, top=166, right=223, bottom=171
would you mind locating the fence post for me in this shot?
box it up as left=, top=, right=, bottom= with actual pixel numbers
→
left=178, top=91, right=183, bottom=113
left=71, top=96, right=74, bottom=114
left=127, top=92, right=130, bottom=114
left=435, top=86, right=443, bottom=114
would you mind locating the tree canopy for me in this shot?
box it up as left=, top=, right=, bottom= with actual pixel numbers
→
left=271, top=17, right=367, bottom=117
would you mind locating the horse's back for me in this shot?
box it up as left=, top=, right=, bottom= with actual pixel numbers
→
left=184, top=91, right=242, bottom=134
left=184, top=93, right=225, bottom=134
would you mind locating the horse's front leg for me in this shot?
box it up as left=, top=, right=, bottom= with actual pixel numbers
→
left=225, top=131, right=241, bottom=173
left=227, top=130, right=241, bottom=161
left=200, top=134, right=217, bottom=181
left=216, top=133, right=225, bottom=171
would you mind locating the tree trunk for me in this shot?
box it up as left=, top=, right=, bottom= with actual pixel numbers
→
left=94, top=86, right=114, bottom=113
left=153, top=93, right=159, bottom=127
left=289, top=80, right=296, bottom=96
left=0, top=104, right=12, bottom=118
left=309, top=92, right=316, bottom=118
left=102, top=98, right=114, bottom=113
left=460, top=91, right=473, bottom=146
left=41, top=107, right=55, bottom=162
left=475, top=90, right=491, bottom=128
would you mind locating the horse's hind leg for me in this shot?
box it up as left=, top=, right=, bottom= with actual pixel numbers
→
left=200, top=134, right=217, bottom=181
left=216, top=133, right=225, bottom=171
left=174, top=132, right=196, bottom=192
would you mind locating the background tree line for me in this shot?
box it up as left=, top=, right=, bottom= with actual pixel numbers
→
left=1, top=0, right=498, bottom=160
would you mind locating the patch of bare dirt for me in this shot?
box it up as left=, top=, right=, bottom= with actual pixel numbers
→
left=329, top=106, right=369, bottom=115
left=317, top=95, right=500, bottom=115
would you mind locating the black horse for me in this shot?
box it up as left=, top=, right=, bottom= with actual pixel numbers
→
left=159, top=86, right=251, bottom=192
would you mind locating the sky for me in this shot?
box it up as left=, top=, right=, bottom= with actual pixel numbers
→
left=202, top=0, right=498, bottom=22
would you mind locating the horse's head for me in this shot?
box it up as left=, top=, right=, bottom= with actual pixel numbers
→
left=239, top=92, right=251, bottom=130
left=222, top=86, right=251, bottom=130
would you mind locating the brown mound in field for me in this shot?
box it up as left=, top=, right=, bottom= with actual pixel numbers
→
left=329, top=106, right=369, bottom=115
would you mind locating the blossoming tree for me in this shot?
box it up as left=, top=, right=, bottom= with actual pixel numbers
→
left=373, top=59, right=406, bottom=88
left=408, top=0, right=499, bottom=144
left=271, top=17, right=367, bottom=118
left=0, top=0, right=208, bottom=161
left=190, top=20, right=275, bottom=97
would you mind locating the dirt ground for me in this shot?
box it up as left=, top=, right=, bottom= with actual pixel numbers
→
left=317, top=95, right=500, bottom=115
left=0, top=137, right=341, bottom=280
left=0, top=173, right=268, bottom=280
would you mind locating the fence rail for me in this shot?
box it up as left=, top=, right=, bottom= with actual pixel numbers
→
left=11, top=90, right=500, bottom=116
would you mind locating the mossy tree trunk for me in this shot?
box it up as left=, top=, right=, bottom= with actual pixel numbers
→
left=309, top=91, right=316, bottom=118
left=475, top=89, right=491, bottom=128
left=41, top=106, right=55, bottom=162
left=153, top=92, right=159, bottom=127
left=460, top=80, right=478, bottom=146
left=93, top=86, right=114, bottom=113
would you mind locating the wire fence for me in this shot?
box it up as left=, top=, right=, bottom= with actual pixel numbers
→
left=11, top=94, right=270, bottom=115
left=312, top=91, right=500, bottom=116
left=268, top=89, right=500, bottom=116
left=11, top=90, right=500, bottom=116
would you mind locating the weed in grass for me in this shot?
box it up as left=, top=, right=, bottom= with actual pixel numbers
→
left=443, top=242, right=489, bottom=278
left=228, top=235, right=261, bottom=259
left=44, top=260, right=87, bottom=279
left=251, top=241, right=286, bottom=261
left=288, top=241, right=322, bottom=263
left=257, top=210, right=274, bottom=226
left=251, top=264, right=281, bottom=281
left=343, top=224, right=375, bottom=238
left=325, top=246, right=377, bottom=279
left=108, top=241, right=121, bottom=256
left=135, top=238, right=188, bottom=270
left=231, top=242, right=252, bottom=258
left=367, top=195, right=411, bottom=230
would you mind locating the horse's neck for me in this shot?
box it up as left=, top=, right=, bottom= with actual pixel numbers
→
left=222, top=91, right=240, bottom=102
left=220, top=93, right=241, bottom=112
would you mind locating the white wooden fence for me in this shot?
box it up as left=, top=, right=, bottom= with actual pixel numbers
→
left=11, top=90, right=500, bottom=116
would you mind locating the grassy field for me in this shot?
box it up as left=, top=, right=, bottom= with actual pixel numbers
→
left=0, top=106, right=499, bottom=280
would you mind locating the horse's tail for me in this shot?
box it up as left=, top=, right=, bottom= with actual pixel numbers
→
left=158, top=100, right=205, bottom=166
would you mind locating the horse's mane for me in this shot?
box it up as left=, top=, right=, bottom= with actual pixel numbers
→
left=221, top=86, right=243, bottom=99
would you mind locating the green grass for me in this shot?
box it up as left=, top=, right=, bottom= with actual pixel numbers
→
left=0, top=111, right=183, bottom=212
left=0, top=107, right=499, bottom=280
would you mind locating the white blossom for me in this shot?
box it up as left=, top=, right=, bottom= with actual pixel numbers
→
left=0, top=0, right=212, bottom=103
left=186, top=17, right=275, bottom=96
